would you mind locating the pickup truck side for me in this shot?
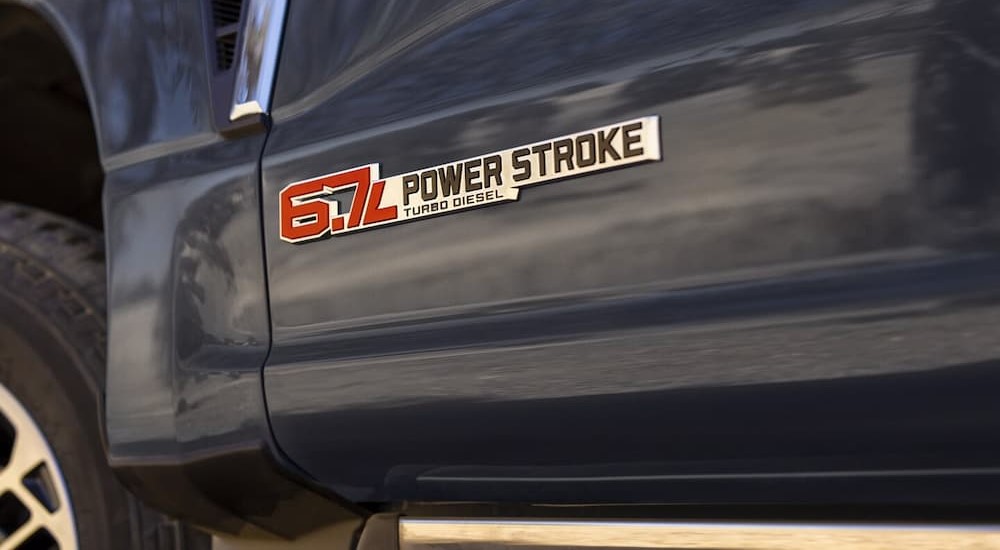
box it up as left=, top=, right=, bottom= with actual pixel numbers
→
left=1, top=1, right=1000, bottom=549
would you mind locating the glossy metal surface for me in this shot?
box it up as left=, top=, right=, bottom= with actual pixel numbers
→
left=399, top=519, right=1000, bottom=550
left=262, top=0, right=1000, bottom=505
left=3, top=0, right=357, bottom=537
left=229, top=0, right=288, bottom=121
left=4, top=0, right=224, bottom=169
left=0, top=0, right=361, bottom=536
left=103, top=132, right=360, bottom=536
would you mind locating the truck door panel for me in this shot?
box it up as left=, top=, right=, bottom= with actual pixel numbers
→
left=260, top=0, right=1000, bottom=504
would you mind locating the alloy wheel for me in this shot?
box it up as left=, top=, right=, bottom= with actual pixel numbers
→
left=0, top=382, right=77, bottom=549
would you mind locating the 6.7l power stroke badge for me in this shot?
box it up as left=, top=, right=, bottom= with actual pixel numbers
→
left=279, top=116, right=661, bottom=243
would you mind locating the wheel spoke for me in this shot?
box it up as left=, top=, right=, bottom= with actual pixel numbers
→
left=0, top=441, right=37, bottom=490
left=0, top=384, right=77, bottom=549
left=0, top=517, right=40, bottom=550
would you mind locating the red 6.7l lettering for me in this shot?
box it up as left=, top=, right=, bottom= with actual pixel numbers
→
left=279, top=164, right=397, bottom=243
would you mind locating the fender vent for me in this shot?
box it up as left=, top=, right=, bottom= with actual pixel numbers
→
left=210, top=0, right=244, bottom=70
left=202, top=0, right=266, bottom=134
left=212, top=0, right=243, bottom=27
left=215, top=33, right=237, bottom=70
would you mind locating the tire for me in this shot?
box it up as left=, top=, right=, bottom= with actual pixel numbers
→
left=0, top=202, right=209, bottom=550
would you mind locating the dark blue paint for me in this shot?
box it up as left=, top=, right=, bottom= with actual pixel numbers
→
left=5, top=0, right=219, bottom=163
left=7, top=0, right=361, bottom=536
left=19, top=0, right=1000, bottom=535
left=261, top=0, right=1000, bottom=504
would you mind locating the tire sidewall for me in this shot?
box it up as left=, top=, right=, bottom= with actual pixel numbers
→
left=0, top=281, right=128, bottom=549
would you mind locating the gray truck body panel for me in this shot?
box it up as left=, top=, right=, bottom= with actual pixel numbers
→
left=8, top=0, right=999, bottom=535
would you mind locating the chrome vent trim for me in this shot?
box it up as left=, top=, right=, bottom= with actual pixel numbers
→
left=229, top=0, right=288, bottom=122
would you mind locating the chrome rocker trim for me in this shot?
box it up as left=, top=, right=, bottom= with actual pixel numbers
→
left=399, top=518, right=1000, bottom=550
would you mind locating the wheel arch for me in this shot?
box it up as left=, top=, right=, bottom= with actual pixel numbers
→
left=0, top=1, right=104, bottom=228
